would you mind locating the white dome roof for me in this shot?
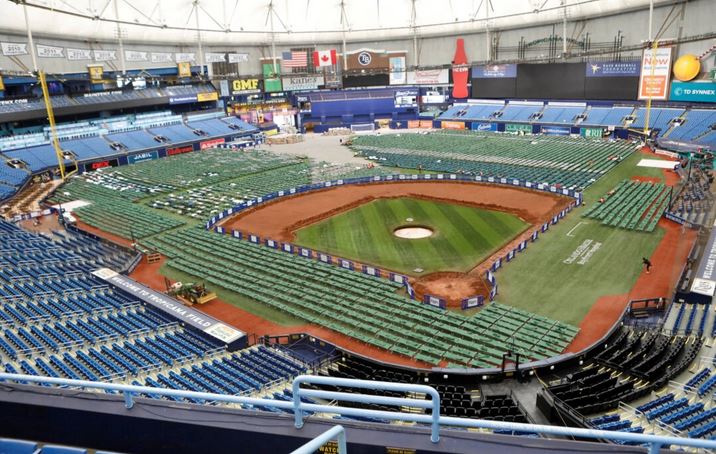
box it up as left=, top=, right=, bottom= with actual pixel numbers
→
left=4, top=0, right=664, bottom=45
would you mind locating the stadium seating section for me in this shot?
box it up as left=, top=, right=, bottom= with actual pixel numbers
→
left=664, top=302, right=715, bottom=336
left=667, top=161, right=714, bottom=225
left=498, top=104, right=543, bottom=122
left=547, top=325, right=701, bottom=416
left=0, top=105, right=257, bottom=202
left=0, top=84, right=215, bottom=115
left=318, top=355, right=530, bottom=422
left=47, top=149, right=389, bottom=228
left=538, top=106, right=586, bottom=124
left=590, top=359, right=716, bottom=442
left=665, top=109, right=716, bottom=142
left=582, top=180, right=670, bottom=232
left=438, top=103, right=716, bottom=146
left=0, top=218, right=309, bottom=404
left=352, top=130, right=634, bottom=189
left=630, top=107, right=684, bottom=132
left=140, top=226, right=578, bottom=367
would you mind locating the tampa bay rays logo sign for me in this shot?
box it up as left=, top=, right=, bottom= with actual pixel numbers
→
left=358, top=51, right=372, bottom=66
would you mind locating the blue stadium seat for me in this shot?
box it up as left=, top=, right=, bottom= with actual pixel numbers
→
left=39, top=445, right=87, bottom=454
left=0, top=438, right=38, bottom=454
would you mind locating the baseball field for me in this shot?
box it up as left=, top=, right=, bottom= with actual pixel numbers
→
left=294, top=197, right=529, bottom=275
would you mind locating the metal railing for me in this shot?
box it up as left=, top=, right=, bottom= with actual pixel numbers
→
left=1, top=373, right=716, bottom=454
left=291, top=425, right=346, bottom=454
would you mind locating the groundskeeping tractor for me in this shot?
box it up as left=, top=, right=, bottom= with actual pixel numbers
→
left=167, top=281, right=217, bottom=305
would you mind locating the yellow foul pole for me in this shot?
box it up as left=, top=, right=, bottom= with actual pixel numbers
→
left=38, top=71, right=66, bottom=180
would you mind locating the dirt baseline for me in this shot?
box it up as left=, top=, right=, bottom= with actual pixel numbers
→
left=221, top=181, right=573, bottom=305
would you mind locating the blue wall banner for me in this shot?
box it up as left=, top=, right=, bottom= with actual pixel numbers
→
left=541, top=125, right=571, bottom=136
left=670, top=81, right=716, bottom=103
left=472, top=64, right=517, bottom=78
left=169, top=95, right=198, bottom=104
left=585, top=61, right=640, bottom=77
left=461, top=295, right=484, bottom=310
left=423, top=294, right=446, bottom=309
left=471, top=122, right=497, bottom=131
left=127, top=150, right=158, bottom=164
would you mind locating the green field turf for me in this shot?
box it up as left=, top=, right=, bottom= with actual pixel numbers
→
left=294, top=197, right=529, bottom=275
left=496, top=151, right=677, bottom=326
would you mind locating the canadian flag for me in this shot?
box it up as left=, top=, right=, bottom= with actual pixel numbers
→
left=313, top=49, right=337, bottom=67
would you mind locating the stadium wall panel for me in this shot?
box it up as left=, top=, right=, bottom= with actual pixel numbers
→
left=471, top=78, right=517, bottom=99
left=516, top=63, right=586, bottom=99
left=0, top=384, right=640, bottom=454
left=585, top=76, right=639, bottom=100
left=342, top=74, right=390, bottom=88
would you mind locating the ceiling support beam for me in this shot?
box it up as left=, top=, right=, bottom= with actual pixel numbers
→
left=22, top=0, right=38, bottom=72
left=114, top=0, right=127, bottom=74
left=194, top=0, right=205, bottom=76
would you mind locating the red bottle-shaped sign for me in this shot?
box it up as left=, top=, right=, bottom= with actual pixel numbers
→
left=452, top=38, right=469, bottom=99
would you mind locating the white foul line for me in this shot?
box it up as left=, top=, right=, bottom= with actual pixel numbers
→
left=566, top=221, right=587, bottom=237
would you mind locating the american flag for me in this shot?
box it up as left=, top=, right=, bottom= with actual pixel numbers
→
left=282, top=51, right=307, bottom=68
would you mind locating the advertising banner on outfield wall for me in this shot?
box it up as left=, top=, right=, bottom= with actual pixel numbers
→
left=581, top=127, right=605, bottom=138
left=505, top=123, right=532, bottom=133
left=281, top=75, right=324, bottom=91
left=407, top=69, right=449, bottom=85
left=200, top=138, right=225, bottom=150
left=92, top=268, right=245, bottom=344
left=541, top=126, right=571, bottom=136
left=669, top=81, right=716, bottom=103
left=472, top=64, right=517, bottom=78
left=471, top=122, right=497, bottom=132
left=231, top=78, right=262, bottom=95
left=84, top=158, right=119, bottom=172
left=127, top=151, right=158, bottom=164
left=389, top=56, right=407, bottom=85
left=167, top=145, right=193, bottom=156
left=441, top=121, right=466, bottom=130
left=197, top=92, right=219, bottom=102
left=585, top=61, right=640, bottom=77
left=169, top=95, right=197, bottom=105
left=638, top=47, right=673, bottom=100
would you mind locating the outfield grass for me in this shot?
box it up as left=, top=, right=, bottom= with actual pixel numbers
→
left=496, top=152, right=669, bottom=326
left=294, top=197, right=528, bottom=275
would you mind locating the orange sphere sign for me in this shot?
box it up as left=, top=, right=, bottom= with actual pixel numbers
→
left=673, top=54, right=701, bottom=81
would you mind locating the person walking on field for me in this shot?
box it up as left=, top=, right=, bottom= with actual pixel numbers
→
left=642, top=257, right=652, bottom=274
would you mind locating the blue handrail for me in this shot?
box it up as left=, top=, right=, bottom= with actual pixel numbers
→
left=290, top=425, right=346, bottom=454
left=2, top=372, right=716, bottom=454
